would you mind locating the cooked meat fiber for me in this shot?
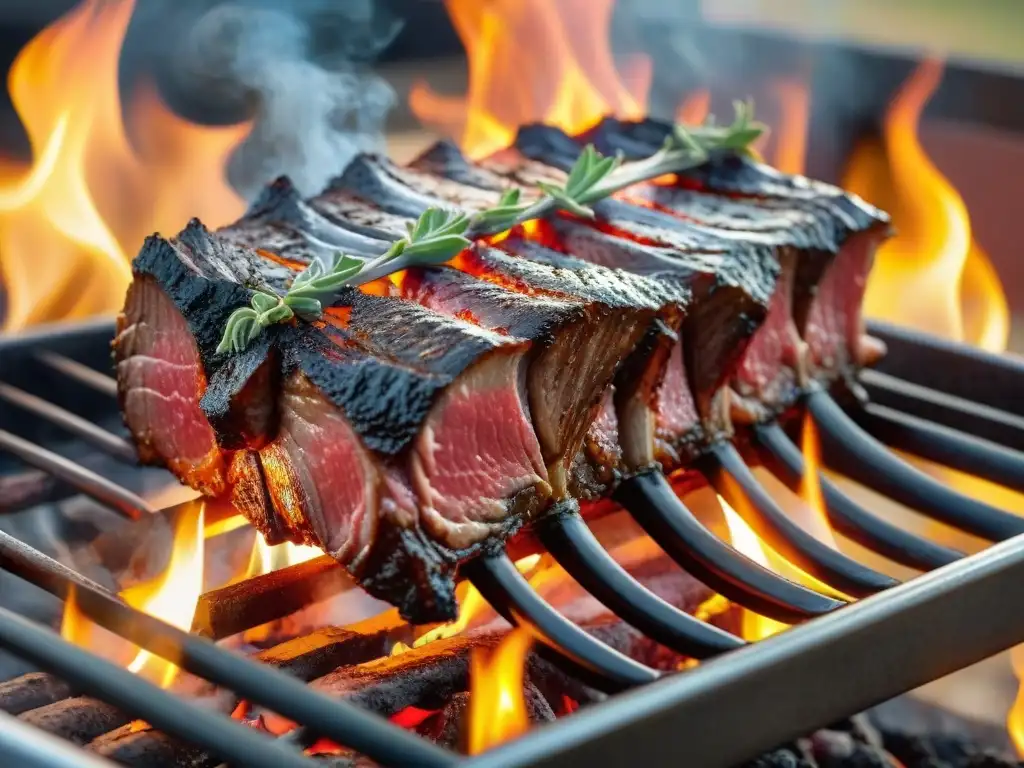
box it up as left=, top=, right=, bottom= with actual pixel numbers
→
left=116, top=221, right=551, bottom=620
left=397, top=145, right=777, bottom=462
left=521, top=118, right=891, bottom=405
left=308, top=170, right=666, bottom=493
left=116, top=128, right=890, bottom=622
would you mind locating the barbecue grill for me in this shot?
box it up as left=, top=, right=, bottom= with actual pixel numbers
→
left=1, top=316, right=1022, bottom=768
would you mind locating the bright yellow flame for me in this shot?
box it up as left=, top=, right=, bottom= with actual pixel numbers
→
left=843, top=58, right=1009, bottom=352
left=0, top=0, right=248, bottom=330
left=468, top=628, right=533, bottom=754
left=411, top=0, right=649, bottom=159
left=393, top=554, right=544, bottom=655
left=60, top=586, right=90, bottom=647
left=244, top=533, right=324, bottom=581
left=1010, top=647, right=1024, bottom=756
left=120, top=501, right=205, bottom=688
left=718, top=496, right=789, bottom=641
left=797, top=413, right=840, bottom=549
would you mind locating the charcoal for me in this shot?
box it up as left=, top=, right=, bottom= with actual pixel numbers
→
left=191, top=556, right=360, bottom=640
left=0, top=671, right=73, bottom=715
left=89, top=727, right=212, bottom=768
left=19, top=696, right=129, bottom=744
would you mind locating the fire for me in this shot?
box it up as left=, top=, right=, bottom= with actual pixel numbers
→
left=843, top=58, right=1008, bottom=351
left=719, top=498, right=789, bottom=641
left=0, top=0, right=249, bottom=330
left=61, top=500, right=207, bottom=687
left=244, top=533, right=322, bottom=580
left=410, top=0, right=649, bottom=159
left=121, top=501, right=206, bottom=688
left=721, top=415, right=842, bottom=641
left=468, top=628, right=533, bottom=754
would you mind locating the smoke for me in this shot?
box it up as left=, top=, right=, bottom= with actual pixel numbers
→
left=126, top=0, right=401, bottom=199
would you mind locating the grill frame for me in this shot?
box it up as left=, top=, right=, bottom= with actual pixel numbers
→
left=0, top=318, right=1023, bottom=768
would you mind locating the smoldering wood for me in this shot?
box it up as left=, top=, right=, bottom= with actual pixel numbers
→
left=0, top=672, right=73, bottom=715
left=191, top=555, right=358, bottom=639
left=86, top=626, right=395, bottom=766
left=416, top=684, right=556, bottom=752
left=19, top=696, right=129, bottom=745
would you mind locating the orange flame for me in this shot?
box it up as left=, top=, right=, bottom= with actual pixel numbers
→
left=61, top=500, right=208, bottom=687
left=245, top=533, right=322, bottom=580
left=120, top=501, right=206, bottom=688
left=468, top=628, right=533, bottom=754
left=843, top=58, right=1009, bottom=351
left=0, top=0, right=249, bottom=330
left=410, top=0, right=649, bottom=159
left=720, top=416, right=843, bottom=641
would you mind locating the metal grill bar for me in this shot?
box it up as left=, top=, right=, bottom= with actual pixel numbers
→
left=0, top=535, right=456, bottom=768
left=861, top=369, right=1024, bottom=452
left=808, top=391, right=1024, bottom=541
left=464, top=532, right=1024, bottom=768
left=0, top=430, right=150, bottom=520
left=539, top=510, right=744, bottom=658
left=704, top=443, right=897, bottom=596
left=467, top=552, right=660, bottom=691
left=33, top=351, right=119, bottom=398
left=615, top=471, right=842, bottom=622
left=867, top=319, right=1024, bottom=415
left=754, top=423, right=962, bottom=570
left=0, top=383, right=135, bottom=463
left=0, top=606, right=319, bottom=768
left=855, top=403, right=1024, bottom=493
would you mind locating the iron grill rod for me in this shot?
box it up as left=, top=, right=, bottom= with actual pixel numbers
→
left=0, top=709, right=117, bottom=768
left=0, top=430, right=150, bottom=520
left=464, top=532, right=1024, bottom=768
left=0, top=537, right=456, bottom=768
left=538, top=509, right=744, bottom=658
left=808, top=391, right=1024, bottom=541
left=0, top=606, right=319, bottom=768
left=33, top=351, right=119, bottom=398
left=615, top=471, right=842, bottom=622
left=861, top=369, right=1024, bottom=453
left=866, top=319, right=1024, bottom=415
left=0, top=528, right=119, bottom=602
left=855, top=403, right=1024, bottom=494
left=0, top=382, right=136, bottom=463
left=466, top=552, right=661, bottom=692
left=703, top=443, right=898, bottom=597
left=754, top=423, right=962, bottom=571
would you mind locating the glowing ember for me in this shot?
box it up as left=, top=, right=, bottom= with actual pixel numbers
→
left=468, top=628, right=533, bottom=754
left=843, top=58, right=1008, bottom=351
left=410, top=0, right=649, bottom=159
left=0, top=0, right=249, bottom=330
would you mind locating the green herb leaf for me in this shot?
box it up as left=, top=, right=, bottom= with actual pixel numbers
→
left=217, top=306, right=261, bottom=354
left=287, top=253, right=363, bottom=302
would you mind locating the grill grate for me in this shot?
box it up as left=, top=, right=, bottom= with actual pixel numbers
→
left=0, top=318, right=1023, bottom=767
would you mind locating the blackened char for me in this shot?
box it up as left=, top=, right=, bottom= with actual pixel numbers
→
left=409, top=142, right=775, bottom=456
left=116, top=221, right=548, bottom=622
left=304, top=170, right=658, bottom=496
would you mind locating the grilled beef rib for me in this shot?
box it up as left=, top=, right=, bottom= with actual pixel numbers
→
left=114, top=119, right=889, bottom=622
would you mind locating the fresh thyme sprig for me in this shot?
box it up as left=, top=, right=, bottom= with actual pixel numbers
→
left=217, top=101, right=766, bottom=354
left=466, top=99, right=766, bottom=237
left=216, top=208, right=472, bottom=354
